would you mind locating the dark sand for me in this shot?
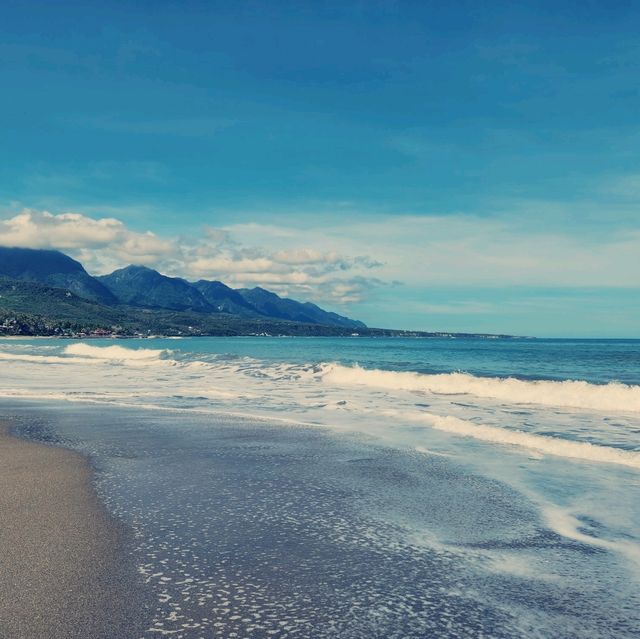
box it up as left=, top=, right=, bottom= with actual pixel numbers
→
left=0, top=422, right=147, bottom=639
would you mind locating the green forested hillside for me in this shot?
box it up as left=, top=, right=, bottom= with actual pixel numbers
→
left=0, top=247, right=366, bottom=329
left=0, top=278, right=368, bottom=336
left=0, top=277, right=513, bottom=339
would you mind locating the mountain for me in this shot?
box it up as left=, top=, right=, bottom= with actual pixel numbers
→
left=97, top=265, right=365, bottom=328
left=238, top=287, right=366, bottom=329
left=0, top=247, right=367, bottom=329
left=98, top=265, right=212, bottom=312
left=0, top=268, right=514, bottom=339
left=0, top=246, right=116, bottom=305
left=99, top=268, right=365, bottom=328
left=0, top=277, right=376, bottom=337
left=0, top=276, right=124, bottom=325
left=1, top=276, right=499, bottom=339
left=193, top=280, right=260, bottom=317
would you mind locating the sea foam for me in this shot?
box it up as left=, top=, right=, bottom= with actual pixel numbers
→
left=63, top=343, right=170, bottom=362
left=420, top=412, right=640, bottom=469
left=2, top=341, right=640, bottom=470
left=321, top=364, right=640, bottom=413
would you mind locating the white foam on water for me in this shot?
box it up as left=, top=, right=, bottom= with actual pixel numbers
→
left=391, top=410, right=640, bottom=469
left=0, top=343, right=173, bottom=367
left=319, top=363, right=640, bottom=413
left=414, top=445, right=452, bottom=458
left=1, top=342, right=639, bottom=471
left=2, top=339, right=640, bottom=584
left=64, top=343, right=170, bottom=361
left=0, top=351, right=75, bottom=364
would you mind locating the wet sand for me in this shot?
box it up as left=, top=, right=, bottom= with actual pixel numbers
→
left=0, top=421, right=147, bottom=639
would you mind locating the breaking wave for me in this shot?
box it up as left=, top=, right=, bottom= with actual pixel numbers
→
left=63, top=343, right=170, bottom=362
left=0, top=343, right=173, bottom=366
left=2, top=340, right=640, bottom=470
left=320, top=364, right=640, bottom=413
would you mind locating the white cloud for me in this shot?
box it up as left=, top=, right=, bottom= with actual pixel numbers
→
left=0, top=210, right=122, bottom=248
left=0, top=209, right=175, bottom=272
left=185, top=240, right=382, bottom=304
left=0, top=208, right=383, bottom=306
left=2, top=204, right=638, bottom=313
left=271, top=248, right=343, bottom=266
left=190, top=256, right=276, bottom=274
left=236, top=214, right=639, bottom=288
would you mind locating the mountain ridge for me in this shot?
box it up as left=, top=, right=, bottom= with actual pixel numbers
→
left=238, top=286, right=366, bottom=329
left=193, top=279, right=260, bottom=317
left=0, top=246, right=116, bottom=305
left=98, top=265, right=214, bottom=313
left=0, top=275, right=514, bottom=339
left=0, top=276, right=370, bottom=337
left=0, top=247, right=365, bottom=329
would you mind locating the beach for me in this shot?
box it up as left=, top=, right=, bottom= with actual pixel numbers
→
left=4, top=2, right=640, bottom=635
left=3, top=397, right=640, bottom=639
left=0, top=421, right=148, bottom=639
left=1, top=336, right=639, bottom=638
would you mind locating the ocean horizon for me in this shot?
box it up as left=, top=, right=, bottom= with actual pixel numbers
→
left=3, top=3, right=640, bottom=635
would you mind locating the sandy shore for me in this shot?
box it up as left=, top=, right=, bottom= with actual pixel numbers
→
left=0, top=422, right=147, bottom=639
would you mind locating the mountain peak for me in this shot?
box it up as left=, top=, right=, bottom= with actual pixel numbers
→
left=109, top=264, right=163, bottom=278
left=120, top=264, right=155, bottom=272
left=98, top=266, right=210, bottom=312
left=0, top=246, right=86, bottom=277
left=193, top=280, right=259, bottom=316
left=0, top=246, right=367, bottom=329
left=0, top=246, right=116, bottom=304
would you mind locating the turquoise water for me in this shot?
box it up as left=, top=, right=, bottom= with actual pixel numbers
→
left=2, top=336, right=640, bottom=637
left=1, top=336, right=640, bottom=453
left=4, top=335, right=640, bottom=383
left=145, top=336, right=640, bottom=384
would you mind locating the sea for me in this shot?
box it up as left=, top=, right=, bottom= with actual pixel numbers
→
left=1, top=336, right=639, bottom=638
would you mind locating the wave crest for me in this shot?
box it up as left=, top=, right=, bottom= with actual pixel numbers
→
left=320, top=364, right=640, bottom=413
left=64, top=343, right=170, bottom=361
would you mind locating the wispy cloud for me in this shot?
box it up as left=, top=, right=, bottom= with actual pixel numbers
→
left=0, top=209, right=383, bottom=306
left=223, top=208, right=640, bottom=288
left=1, top=202, right=639, bottom=313
left=408, top=301, right=500, bottom=315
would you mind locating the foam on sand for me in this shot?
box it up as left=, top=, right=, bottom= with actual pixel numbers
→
left=321, top=364, right=640, bottom=413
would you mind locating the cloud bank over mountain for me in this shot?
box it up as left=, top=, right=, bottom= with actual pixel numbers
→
left=0, top=209, right=383, bottom=306
left=1, top=205, right=638, bottom=334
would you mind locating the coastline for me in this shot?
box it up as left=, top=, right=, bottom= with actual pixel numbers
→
left=0, top=420, right=147, bottom=639
left=1, top=397, right=638, bottom=637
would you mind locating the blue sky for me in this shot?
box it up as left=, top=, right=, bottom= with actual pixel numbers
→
left=1, top=1, right=639, bottom=336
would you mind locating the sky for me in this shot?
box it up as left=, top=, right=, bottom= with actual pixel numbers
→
left=1, top=0, right=639, bottom=337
